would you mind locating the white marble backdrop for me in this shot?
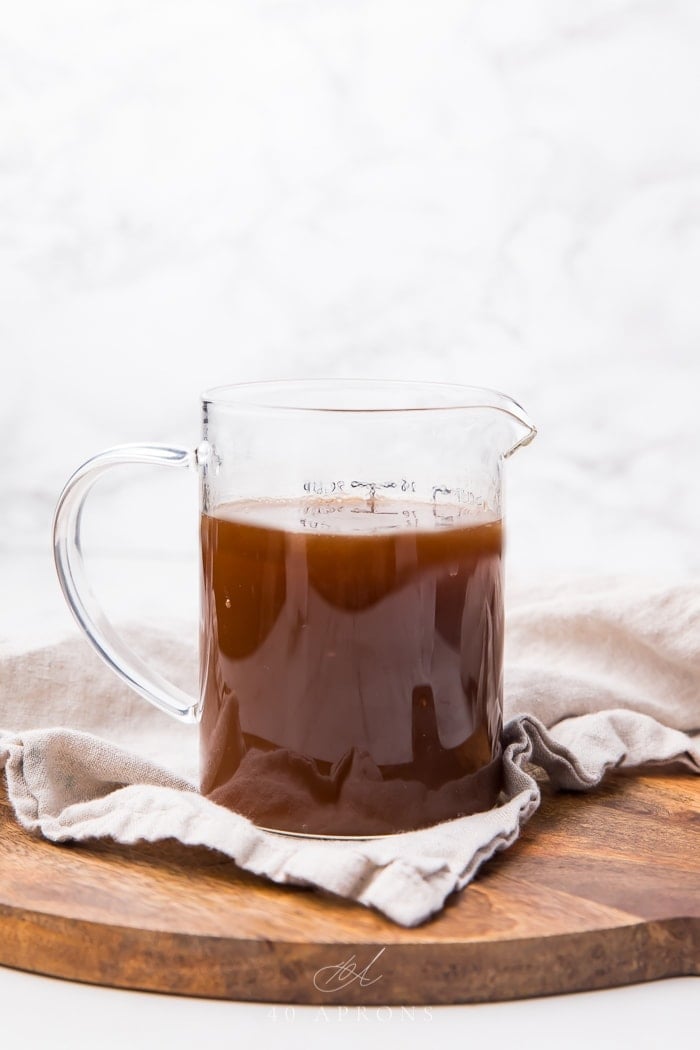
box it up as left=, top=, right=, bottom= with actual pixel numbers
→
left=2, top=0, right=699, bottom=613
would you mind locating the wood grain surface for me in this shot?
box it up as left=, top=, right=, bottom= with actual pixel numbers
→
left=0, top=769, right=697, bottom=1004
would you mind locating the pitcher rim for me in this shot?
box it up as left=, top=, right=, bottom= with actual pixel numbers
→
left=201, top=377, right=533, bottom=419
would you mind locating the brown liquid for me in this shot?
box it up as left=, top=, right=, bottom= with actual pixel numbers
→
left=199, top=498, right=504, bottom=836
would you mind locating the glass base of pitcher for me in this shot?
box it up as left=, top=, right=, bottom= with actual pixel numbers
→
left=253, top=803, right=502, bottom=839
left=205, top=748, right=505, bottom=838
left=256, top=825, right=401, bottom=840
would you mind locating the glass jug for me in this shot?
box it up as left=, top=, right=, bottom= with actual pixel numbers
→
left=53, top=379, right=536, bottom=838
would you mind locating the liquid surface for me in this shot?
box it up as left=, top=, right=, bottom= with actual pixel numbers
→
left=200, top=498, right=504, bottom=836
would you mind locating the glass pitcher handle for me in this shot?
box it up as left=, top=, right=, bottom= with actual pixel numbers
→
left=52, top=444, right=199, bottom=724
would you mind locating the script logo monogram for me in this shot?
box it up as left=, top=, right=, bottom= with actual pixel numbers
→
left=313, top=947, right=387, bottom=993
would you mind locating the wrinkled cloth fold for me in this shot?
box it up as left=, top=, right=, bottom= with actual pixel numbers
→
left=1, top=577, right=698, bottom=927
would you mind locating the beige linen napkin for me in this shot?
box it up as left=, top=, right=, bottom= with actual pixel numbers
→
left=1, top=577, right=698, bottom=927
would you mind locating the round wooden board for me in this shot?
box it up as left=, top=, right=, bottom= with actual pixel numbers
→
left=0, top=770, right=697, bottom=1004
